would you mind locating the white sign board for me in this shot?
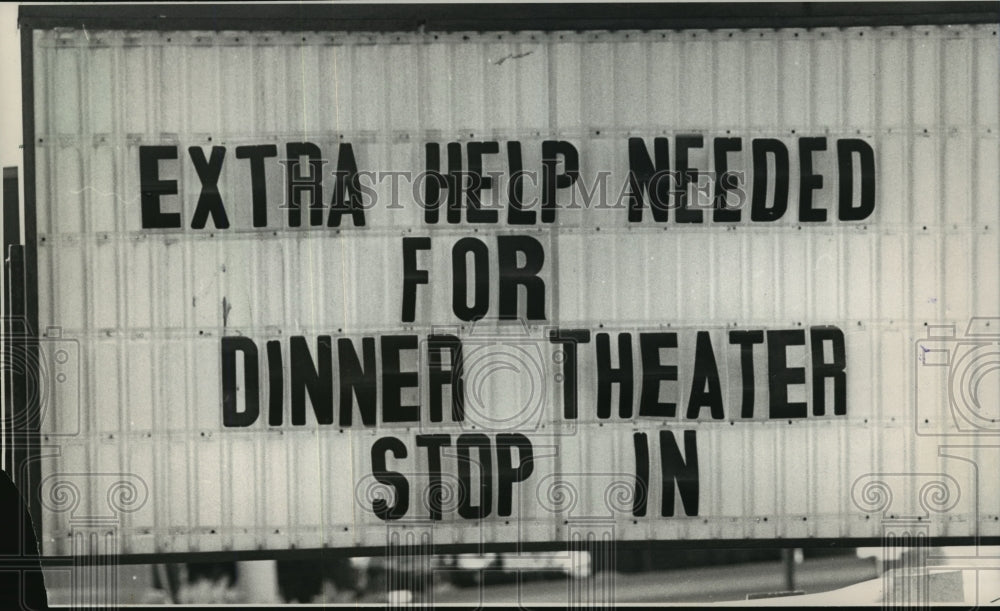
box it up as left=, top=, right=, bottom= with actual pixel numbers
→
left=21, top=23, right=1000, bottom=556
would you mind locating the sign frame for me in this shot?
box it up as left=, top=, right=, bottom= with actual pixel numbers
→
left=8, top=1, right=1000, bottom=564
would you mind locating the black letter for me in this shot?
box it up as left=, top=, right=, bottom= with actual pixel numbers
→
left=371, top=437, right=409, bottom=520
left=713, top=138, right=743, bottom=222
left=427, top=334, right=464, bottom=422
left=222, top=336, right=259, bottom=427
left=626, top=137, right=671, bottom=222
left=837, top=139, right=876, bottom=221
left=188, top=146, right=230, bottom=229
left=416, top=434, right=452, bottom=520
left=798, top=137, right=827, bottom=222
left=402, top=237, right=431, bottom=323
left=338, top=337, right=378, bottom=427
left=660, top=430, right=699, bottom=517
left=810, top=326, right=847, bottom=416
left=750, top=139, right=789, bottom=222
left=542, top=141, right=579, bottom=223
left=285, top=142, right=324, bottom=227
left=290, top=335, right=333, bottom=425
left=466, top=141, right=500, bottom=224
left=638, top=332, right=678, bottom=418
left=597, top=333, right=634, bottom=419
left=328, top=143, right=366, bottom=227
left=496, top=433, right=534, bottom=517
left=446, top=142, right=464, bottom=223
left=423, top=143, right=448, bottom=224
left=687, top=331, right=724, bottom=419
left=675, top=135, right=704, bottom=223
left=730, top=330, right=764, bottom=418
left=266, top=340, right=283, bottom=426
left=139, top=145, right=181, bottom=228
left=236, top=144, right=278, bottom=228
left=452, top=237, right=490, bottom=321
left=456, top=433, right=493, bottom=519
left=633, top=432, right=649, bottom=517
left=507, top=141, right=534, bottom=224
left=497, top=235, right=546, bottom=320
left=381, top=335, right=419, bottom=423
left=767, top=330, right=807, bottom=419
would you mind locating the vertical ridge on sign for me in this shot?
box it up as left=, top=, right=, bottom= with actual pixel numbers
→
left=316, top=42, right=334, bottom=135
left=747, top=236, right=768, bottom=323
left=39, top=40, right=54, bottom=236
left=146, top=39, right=164, bottom=553
left=124, top=43, right=147, bottom=136
left=943, top=33, right=972, bottom=130
left=484, top=39, right=513, bottom=132
left=975, top=231, right=1000, bottom=315
left=846, top=30, right=874, bottom=132
left=772, top=233, right=783, bottom=325
left=560, top=233, right=580, bottom=322
left=641, top=227, right=652, bottom=321
left=372, top=42, right=390, bottom=135
left=976, top=29, right=1000, bottom=130
left=583, top=38, right=613, bottom=131
left=178, top=42, right=195, bottom=551
left=519, top=36, right=547, bottom=132
left=213, top=42, right=233, bottom=551
left=846, top=234, right=873, bottom=323
left=424, top=41, right=450, bottom=133
left=837, top=32, right=852, bottom=535
left=560, top=33, right=582, bottom=138
left=391, top=42, right=419, bottom=135
left=781, top=31, right=809, bottom=131
left=880, top=30, right=907, bottom=131
left=681, top=33, right=712, bottom=130
left=286, top=42, right=304, bottom=134
left=933, top=28, right=948, bottom=337
left=305, top=43, right=323, bottom=135
left=454, top=36, right=485, bottom=136
left=110, top=40, right=128, bottom=539
left=334, top=42, right=352, bottom=136
left=747, top=33, right=777, bottom=130
left=295, top=434, right=323, bottom=542
left=870, top=31, right=883, bottom=490
left=785, top=233, right=809, bottom=321
left=616, top=40, right=645, bottom=130
left=648, top=35, right=675, bottom=130
left=714, top=32, right=742, bottom=129
left=811, top=32, right=832, bottom=130
left=160, top=40, right=181, bottom=134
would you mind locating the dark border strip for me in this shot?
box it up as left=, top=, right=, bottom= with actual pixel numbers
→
left=19, top=24, right=43, bottom=541
left=38, top=536, right=1000, bottom=566
left=18, top=2, right=1000, bottom=31
left=5, top=248, right=25, bottom=488
left=2, top=167, right=19, bottom=480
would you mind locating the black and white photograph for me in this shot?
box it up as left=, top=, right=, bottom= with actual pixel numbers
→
left=1, top=1, right=999, bottom=607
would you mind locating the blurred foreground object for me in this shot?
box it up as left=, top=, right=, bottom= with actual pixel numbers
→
left=0, top=471, right=49, bottom=609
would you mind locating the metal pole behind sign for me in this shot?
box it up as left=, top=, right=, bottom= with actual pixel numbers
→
left=781, top=548, right=795, bottom=591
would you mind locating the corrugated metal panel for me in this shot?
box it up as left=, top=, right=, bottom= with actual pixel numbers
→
left=29, top=25, right=1000, bottom=556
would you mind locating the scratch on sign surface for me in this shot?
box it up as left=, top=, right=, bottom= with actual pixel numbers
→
left=492, top=50, right=534, bottom=65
